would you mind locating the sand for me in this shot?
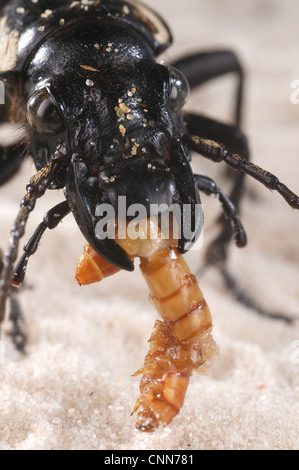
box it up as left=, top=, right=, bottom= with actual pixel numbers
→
left=0, top=0, right=298, bottom=450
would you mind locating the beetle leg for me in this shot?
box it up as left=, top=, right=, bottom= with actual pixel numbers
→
left=173, top=50, right=247, bottom=247
left=193, top=176, right=295, bottom=321
left=194, top=174, right=247, bottom=248
left=184, top=134, right=299, bottom=322
left=8, top=288, right=25, bottom=352
left=0, top=152, right=66, bottom=328
left=0, top=248, right=25, bottom=351
left=12, top=200, right=71, bottom=288
left=185, top=113, right=249, bottom=266
left=3, top=200, right=71, bottom=352
left=172, top=49, right=244, bottom=126
left=173, top=53, right=248, bottom=262
left=221, top=266, right=294, bottom=323
left=174, top=50, right=247, bottom=241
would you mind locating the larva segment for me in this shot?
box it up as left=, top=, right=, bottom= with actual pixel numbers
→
left=131, top=319, right=193, bottom=431
left=75, top=243, right=121, bottom=285
left=75, top=220, right=217, bottom=431
left=131, top=246, right=217, bottom=430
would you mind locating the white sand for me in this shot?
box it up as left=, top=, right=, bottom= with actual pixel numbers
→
left=0, top=0, right=299, bottom=450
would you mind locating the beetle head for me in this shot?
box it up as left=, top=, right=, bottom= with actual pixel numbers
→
left=23, top=22, right=201, bottom=270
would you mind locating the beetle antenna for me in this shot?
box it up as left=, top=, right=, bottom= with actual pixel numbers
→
left=183, top=134, right=299, bottom=210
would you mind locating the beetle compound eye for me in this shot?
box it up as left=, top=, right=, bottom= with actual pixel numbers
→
left=27, top=88, right=64, bottom=135
left=166, top=65, right=190, bottom=113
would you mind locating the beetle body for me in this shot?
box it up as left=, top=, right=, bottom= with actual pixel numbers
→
left=0, top=0, right=202, bottom=270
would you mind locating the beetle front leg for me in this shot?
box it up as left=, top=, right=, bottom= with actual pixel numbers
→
left=195, top=175, right=295, bottom=322
left=186, top=135, right=299, bottom=322
left=1, top=200, right=71, bottom=351
left=12, top=200, right=71, bottom=287
left=0, top=153, right=66, bottom=332
left=195, top=174, right=247, bottom=249
left=185, top=113, right=250, bottom=267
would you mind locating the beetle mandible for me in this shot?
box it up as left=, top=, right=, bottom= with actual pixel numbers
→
left=0, top=0, right=298, bottom=430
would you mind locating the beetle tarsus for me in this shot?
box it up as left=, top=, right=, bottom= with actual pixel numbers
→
left=8, top=289, right=26, bottom=352
left=220, top=267, right=295, bottom=323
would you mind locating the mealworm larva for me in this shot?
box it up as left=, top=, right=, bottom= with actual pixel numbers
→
left=132, top=244, right=217, bottom=430
left=75, top=219, right=218, bottom=431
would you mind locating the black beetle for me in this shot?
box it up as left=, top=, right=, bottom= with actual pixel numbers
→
left=0, top=0, right=299, bottom=350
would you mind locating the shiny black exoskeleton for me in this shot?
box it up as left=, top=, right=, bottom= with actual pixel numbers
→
left=1, top=0, right=299, bottom=349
